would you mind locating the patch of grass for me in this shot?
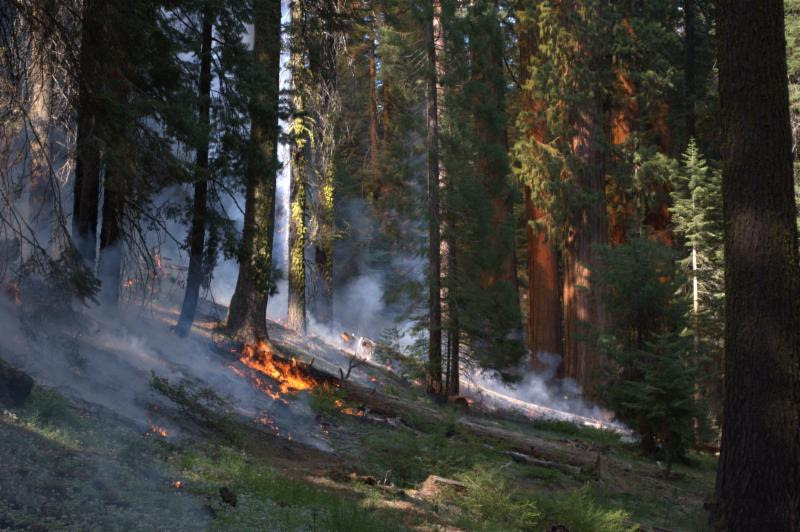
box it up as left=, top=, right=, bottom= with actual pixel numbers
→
left=359, top=423, right=506, bottom=488
left=178, top=446, right=403, bottom=531
left=531, top=418, right=622, bottom=446
left=537, top=485, right=633, bottom=532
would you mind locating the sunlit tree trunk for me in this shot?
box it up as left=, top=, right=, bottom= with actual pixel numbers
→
left=287, top=0, right=308, bottom=334
left=226, top=1, right=281, bottom=343
left=176, top=6, right=213, bottom=337
left=713, top=1, right=800, bottom=528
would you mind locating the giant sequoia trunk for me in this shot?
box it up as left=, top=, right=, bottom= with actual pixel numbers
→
left=713, top=1, right=800, bottom=529
left=176, top=8, right=213, bottom=337
left=518, top=18, right=562, bottom=367
left=424, top=0, right=443, bottom=396
left=226, top=1, right=281, bottom=343
left=561, top=100, right=608, bottom=389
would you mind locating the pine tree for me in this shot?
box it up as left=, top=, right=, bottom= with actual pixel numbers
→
left=176, top=4, right=214, bottom=337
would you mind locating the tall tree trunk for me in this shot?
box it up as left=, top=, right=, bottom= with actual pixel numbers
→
left=27, top=2, right=55, bottom=246
left=311, top=9, right=337, bottom=329
left=425, top=0, right=443, bottom=396
left=72, top=0, right=103, bottom=262
left=176, top=6, right=213, bottom=337
left=226, top=1, right=281, bottom=343
left=287, top=0, right=307, bottom=334
left=713, top=1, right=800, bottom=529
left=469, top=0, right=523, bottom=364
left=434, top=0, right=459, bottom=395
left=518, top=14, right=562, bottom=368
left=561, top=98, right=608, bottom=388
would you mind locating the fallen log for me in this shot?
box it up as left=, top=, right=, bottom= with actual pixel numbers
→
left=416, top=475, right=466, bottom=499
left=507, top=451, right=582, bottom=476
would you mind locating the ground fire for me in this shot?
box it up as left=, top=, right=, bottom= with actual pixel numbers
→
left=237, top=341, right=317, bottom=401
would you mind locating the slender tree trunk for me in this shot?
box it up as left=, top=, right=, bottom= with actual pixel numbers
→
left=287, top=0, right=307, bottom=334
left=425, top=0, right=443, bottom=396
left=176, top=7, right=213, bottom=337
left=226, top=1, right=281, bottom=343
left=368, top=32, right=379, bottom=176
left=713, top=1, right=800, bottom=529
left=434, top=0, right=458, bottom=395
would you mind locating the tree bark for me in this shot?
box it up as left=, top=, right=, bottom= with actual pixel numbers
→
left=176, top=6, right=213, bottom=337
left=287, top=0, right=307, bottom=334
left=226, top=0, right=281, bottom=343
left=561, top=98, right=608, bottom=388
left=425, top=0, right=443, bottom=396
left=518, top=15, right=562, bottom=368
left=712, top=1, right=800, bottom=529
left=72, top=0, right=103, bottom=262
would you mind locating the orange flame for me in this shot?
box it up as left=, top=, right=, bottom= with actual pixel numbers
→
left=148, top=425, right=168, bottom=437
left=239, top=341, right=316, bottom=399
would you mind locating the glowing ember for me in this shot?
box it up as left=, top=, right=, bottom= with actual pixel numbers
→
left=333, top=399, right=365, bottom=417
left=238, top=341, right=316, bottom=399
left=148, top=425, right=168, bottom=437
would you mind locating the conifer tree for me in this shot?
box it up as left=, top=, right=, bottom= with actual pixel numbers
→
left=226, top=1, right=281, bottom=343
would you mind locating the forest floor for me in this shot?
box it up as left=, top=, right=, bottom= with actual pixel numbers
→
left=0, top=302, right=717, bottom=531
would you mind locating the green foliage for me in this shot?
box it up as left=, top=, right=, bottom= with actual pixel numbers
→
left=594, top=237, right=698, bottom=467
left=445, top=468, right=631, bottom=532
left=536, top=486, right=633, bottom=532
left=449, top=466, right=541, bottom=531
left=179, top=446, right=400, bottom=531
